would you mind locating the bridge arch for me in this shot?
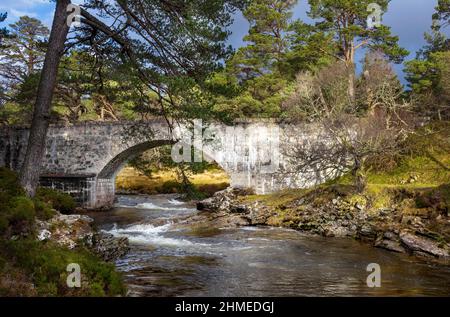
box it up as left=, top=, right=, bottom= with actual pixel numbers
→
left=97, top=140, right=174, bottom=179
left=92, top=138, right=233, bottom=209
left=0, top=120, right=334, bottom=209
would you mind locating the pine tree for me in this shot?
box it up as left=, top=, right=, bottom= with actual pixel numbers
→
left=229, top=0, right=297, bottom=80
left=0, top=16, right=49, bottom=87
left=0, top=12, right=9, bottom=47
left=306, top=0, right=408, bottom=103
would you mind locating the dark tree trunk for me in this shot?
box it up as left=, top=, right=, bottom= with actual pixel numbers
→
left=347, top=63, right=356, bottom=105
left=19, top=0, right=71, bottom=196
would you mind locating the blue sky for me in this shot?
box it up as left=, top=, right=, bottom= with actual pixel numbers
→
left=1, top=0, right=448, bottom=84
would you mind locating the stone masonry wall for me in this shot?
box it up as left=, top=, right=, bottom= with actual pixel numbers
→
left=0, top=120, right=334, bottom=208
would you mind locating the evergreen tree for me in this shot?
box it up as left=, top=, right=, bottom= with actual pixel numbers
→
left=306, top=0, right=408, bottom=103
left=214, top=0, right=296, bottom=118
left=0, top=16, right=49, bottom=87
left=229, top=0, right=297, bottom=80
left=285, top=20, right=336, bottom=76
left=404, top=0, right=449, bottom=120
left=0, top=12, right=9, bottom=47
left=432, top=0, right=450, bottom=31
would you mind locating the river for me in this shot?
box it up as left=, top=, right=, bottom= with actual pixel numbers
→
left=88, top=194, right=450, bottom=297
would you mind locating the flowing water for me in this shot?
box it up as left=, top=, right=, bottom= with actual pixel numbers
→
left=88, top=194, right=450, bottom=297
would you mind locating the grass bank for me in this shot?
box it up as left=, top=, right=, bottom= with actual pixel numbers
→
left=116, top=167, right=230, bottom=197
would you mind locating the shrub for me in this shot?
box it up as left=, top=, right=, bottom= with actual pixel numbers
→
left=0, top=239, right=126, bottom=296
left=158, top=180, right=181, bottom=194
left=0, top=195, right=36, bottom=238
left=0, top=167, right=24, bottom=212
left=0, top=168, right=126, bottom=296
left=36, top=188, right=76, bottom=215
left=33, top=199, right=56, bottom=221
left=415, top=184, right=450, bottom=213
left=8, top=196, right=36, bottom=234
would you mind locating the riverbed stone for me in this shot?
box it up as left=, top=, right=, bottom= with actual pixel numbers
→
left=91, top=232, right=130, bottom=262
left=36, top=211, right=129, bottom=260
left=399, top=231, right=449, bottom=258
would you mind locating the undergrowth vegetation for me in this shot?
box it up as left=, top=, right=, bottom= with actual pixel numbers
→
left=0, top=167, right=125, bottom=296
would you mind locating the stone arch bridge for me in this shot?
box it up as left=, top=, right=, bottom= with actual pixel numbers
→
left=0, top=120, right=331, bottom=209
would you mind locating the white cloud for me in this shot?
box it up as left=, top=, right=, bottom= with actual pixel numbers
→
left=9, top=8, right=37, bottom=18
left=0, top=0, right=53, bottom=25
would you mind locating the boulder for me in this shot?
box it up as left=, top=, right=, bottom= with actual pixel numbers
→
left=197, top=187, right=251, bottom=213
left=196, top=197, right=218, bottom=211
left=36, top=213, right=94, bottom=249
left=358, top=224, right=377, bottom=241
left=37, top=229, right=52, bottom=241
left=36, top=212, right=129, bottom=261
left=400, top=231, right=449, bottom=258
left=375, top=232, right=406, bottom=253
left=196, top=187, right=241, bottom=212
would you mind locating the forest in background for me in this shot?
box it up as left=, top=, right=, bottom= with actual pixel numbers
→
left=0, top=0, right=448, bottom=195
left=0, top=0, right=448, bottom=125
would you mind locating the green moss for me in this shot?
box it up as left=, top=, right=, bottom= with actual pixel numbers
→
left=36, top=188, right=76, bottom=215
left=348, top=194, right=368, bottom=208
left=0, top=195, right=36, bottom=237
left=243, top=188, right=310, bottom=207
left=366, top=122, right=450, bottom=187
left=33, top=199, right=56, bottom=221
left=0, top=239, right=126, bottom=297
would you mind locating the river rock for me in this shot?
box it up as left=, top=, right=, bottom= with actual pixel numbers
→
left=375, top=239, right=406, bottom=253
left=197, top=187, right=251, bottom=212
left=358, top=224, right=377, bottom=241
left=229, top=204, right=249, bottom=214
left=36, top=212, right=130, bottom=261
left=375, top=232, right=406, bottom=253
left=196, top=197, right=218, bottom=211
left=37, top=229, right=52, bottom=241
left=399, top=231, right=449, bottom=258
left=322, top=224, right=350, bottom=237
left=90, top=232, right=130, bottom=262
left=197, top=188, right=234, bottom=211
left=36, top=213, right=94, bottom=249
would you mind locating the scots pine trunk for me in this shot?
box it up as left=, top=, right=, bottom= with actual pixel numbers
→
left=19, top=0, right=71, bottom=196
left=346, top=45, right=356, bottom=105
left=348, top=67, right=356, bottom=104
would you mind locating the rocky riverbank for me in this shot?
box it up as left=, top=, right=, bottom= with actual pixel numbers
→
left=36, top=212, right=129, bottom=262
left=194, top=187, right=450, bottom=264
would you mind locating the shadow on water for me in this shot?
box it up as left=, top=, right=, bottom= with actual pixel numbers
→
left=87, top=195, right=450, bottom=297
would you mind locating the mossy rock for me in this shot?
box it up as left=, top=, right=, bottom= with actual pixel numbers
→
left=348, top=194, right=368, bottom=208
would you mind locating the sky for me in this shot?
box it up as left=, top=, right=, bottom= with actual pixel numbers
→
left=0, top=0, right=448, bottom=84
